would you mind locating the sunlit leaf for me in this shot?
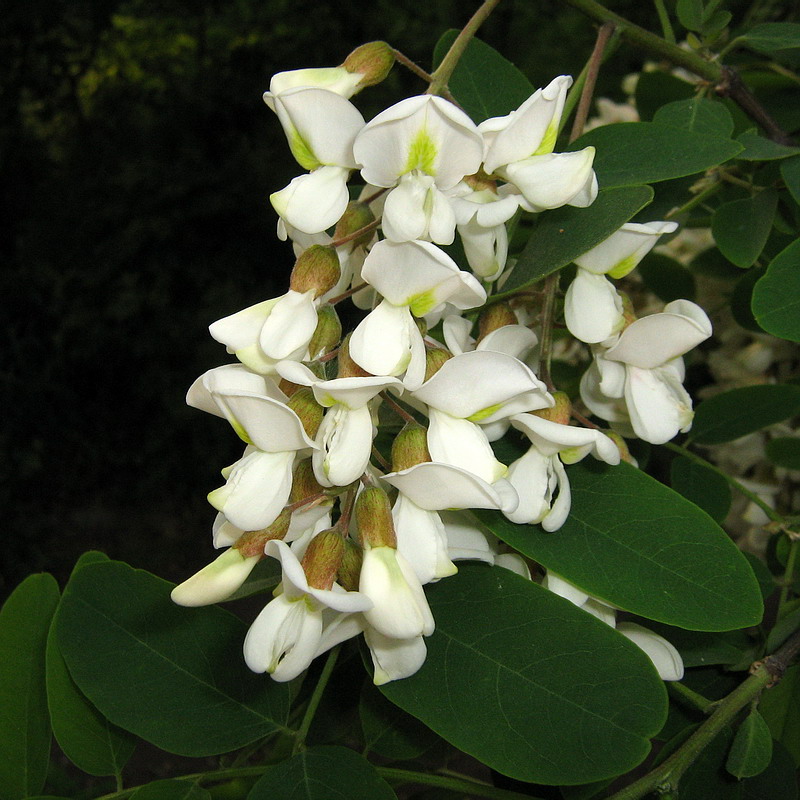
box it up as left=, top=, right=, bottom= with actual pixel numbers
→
left=752, top=239, right=800, bottom=342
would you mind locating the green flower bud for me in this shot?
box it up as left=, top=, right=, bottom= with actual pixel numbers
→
left=605, top=431, right=636, bottom=464
left=341, top=41, right=394, bottom=88
left=287, top=387, right=324, bottom=439
left=290, top=245, right=341, bottom=298
left=234, top=507, right=292, bottom=558
left=291, top=458, right=326, bottom=504
left=477, top=302, right=517, bottom=341
left=391, top=422, right=431, bottom=472
left=355, top=486, right=397, bottom=549
left=619, top=292, right=637, bottom=329
left=337, top=538, right=364, bottom=592
left=333, top=201, right=376, bottom=248
left=423, top=345, right=453, bottom=383
left=533, top=391, right=572, bottom=426
left=308, top=303, right=342, bottom=360
left=337, top=333, right=372, bottom=378
left=301, top=528, right=345, bottom=590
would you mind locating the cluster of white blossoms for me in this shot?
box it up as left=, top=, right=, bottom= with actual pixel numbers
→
left=171, top=42, right=710, bottom=684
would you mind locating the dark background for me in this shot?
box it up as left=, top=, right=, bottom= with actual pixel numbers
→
left=0, top=0, right=742, bottom=595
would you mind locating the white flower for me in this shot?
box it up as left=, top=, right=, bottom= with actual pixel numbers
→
left=171, top=548, right=261, bottom=607
left=353, top=95, right=483, bottom=244
left=244, top=541, right=371, bottom=681
left=359, top=546, right=435, bottom=640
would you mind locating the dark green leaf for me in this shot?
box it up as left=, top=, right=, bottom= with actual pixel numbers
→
left=727, top=711, right=773, bottom=778
left=732, top=265, right=768, bottom=332
left=703, top=9, right=732, bottom=36
left=643, top=623, right=751, bottom=668
left=497, top=186, right=653, bottom=295
left=690, top=384, right=800, bottom=444
left=0, top=574, right=60, bottom=800
left=360, top=682, right=438, bottom=760
left=780, top=155, right=800, bottom=206
left=46, top=553, right=135, bottom=777
left=677, top=0, right=705, bottom=32
left=766, top=437, right=800, bottom=470
left=736, top=129, right=800, bottom=161
left=760, top=664, right=800, bottom=766
left=752, top=239, right=800, bottom=342
left=766, top=601, right=800, bottom=653
left=248, top=746, right=397, bottom=800
left=432, top=31, right=534, bottom=123
left=638, top=253, right=696, bottom=303
left=653, top=98, right=734, bottom=138
left=680, top=728, right=797, bottom=799
left=56, top=560, right=290, bottom=757
left=742, top=23, right=800, bottom=63
left=475, top=461, right=763, bottom=631
left=711, top=190, right=778, bottom=268
left=743, top=552, right=777, bottom=602
left=381, top=565, right=667, bottom=785
left=670, top=455, right=731, bottom=522
left=130, top=780, right=211, bottom=800
left=634, top=72, right=695, bottom=121
left=569, top=123, right=743, bottom=188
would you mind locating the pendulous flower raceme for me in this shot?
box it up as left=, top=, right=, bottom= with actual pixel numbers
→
left=171, top=41, right=709, bottom=685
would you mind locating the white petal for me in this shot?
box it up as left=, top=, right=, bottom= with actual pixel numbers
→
left=494, top=553, right=531, bottom=579
left=313, top=404, right=375, bottom=487
left=574, top=221, right=678, bottom=276
left=381, top=174, right=431, bottom=242
left=392, top=495, right=456, bottom=584
left=365, top=628, right=428, bottom=685
left=170, top=549, right=260, bottom=606
left=477, top=325, right=538, bottom=361
left=542, top=572, right=590, bottom=606
left=209, top=299, right=278, bottom=352
left=258, top=290, right=318, bottom=361
left=504, top=449, right=555, bottom=524
left=267, top=68, right=363, bottom=99
left=564, top=270, right=624, bottom=344
left=349, top=299, right=417, bottom=377
left=270, top=166, right=351, bottom=234
left=442, top=314, right=474, bottom=355
left=624, top=365, right=694, bottom=444
left=616, top=622, right=684, bottom=681
left=541, top=456, right=571, bottom=531
left=605, top=303, right=712, bottom=368
left=221, top=393, right=315, bottom=452
left=441, top=510, right=498, bottom=563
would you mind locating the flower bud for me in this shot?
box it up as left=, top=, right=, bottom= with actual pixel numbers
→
left=391, top=422, right=431, bottom=472
left=291, top=458, right=326, bottom=503
left=619, top=292, right=637, bottom=329
left=287, top=388, right=324, bottom=439
left=355, top=486, right=397, bottom=549
left=234, top=507, right=293, bottom=558
left=533, top=391, right=571, bottom=425
left=341, top=41, right=394, bottom=89
left=301, top=528, right=345, bottom=590
left=463, top=169, right=497, bottom=192
left=337, top=538, right=364, bottom=591
left=308, top=303, right=342, bottom=360
left=171, top=548, right=261, bottom=607
left=477, top=302, right=518, bottom=341
left=423, top=345, right=453, bottom=383
left=605, top=431, right=637, bottom=465
left=333, top=201, right=376, bottom=249
left=290, top=245, right=341, bottom=298
left=337, top=333, right=372, bottom=378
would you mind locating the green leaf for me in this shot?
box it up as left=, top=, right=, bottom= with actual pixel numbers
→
left=760, top=664, right=800, bottom=766
left=711, top=190, right=778, bottom=268
left=634, top=72, right=695, bottom=121
left=56, top=560, right=290, bottom=757
left=569, top=123, right=743, bottom=188
left=780, top=155, right=800, bottom=206
left=359, top=682, right=438, bottom=761
left=496, top=185, right=653, bottom=295
left=670, top=455, right=731, bottom=522
left=727, top=710, right=774, bottom=778
left=766, top=603, right=800, bottom=653
left=380, top=564, right=667, bottom=785
left=731, top=265, right=768, bottom=332
left=736, top=129, right=800, bottom=161
left=752, top=239, right=800, bottom=342
left=742, top=23, right=800, bottom=63
left=679, top=727, right=797, bottom=799
left=653, top=98, right=734, bottom=138
left=475, top=460, right=763, bottom=631
left=690, top=384, right=800, bottom=444
left=46, top=552, right=135, bottom=777
left=248, top=746, right=397, bottom=800
left=0, top=574, right=60, bottom=800
left=677, top=0, right=705, bottom=32
left=130, top=780, right=211, bottom=800
left=638, top=253, right=696, bottom=303
left=432, top=31, right=534, bottom=123
left=766, top=437, right=800, bottom=470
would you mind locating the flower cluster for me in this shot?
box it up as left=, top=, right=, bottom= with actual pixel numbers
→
left=171, top=42, right=710, bottom=685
